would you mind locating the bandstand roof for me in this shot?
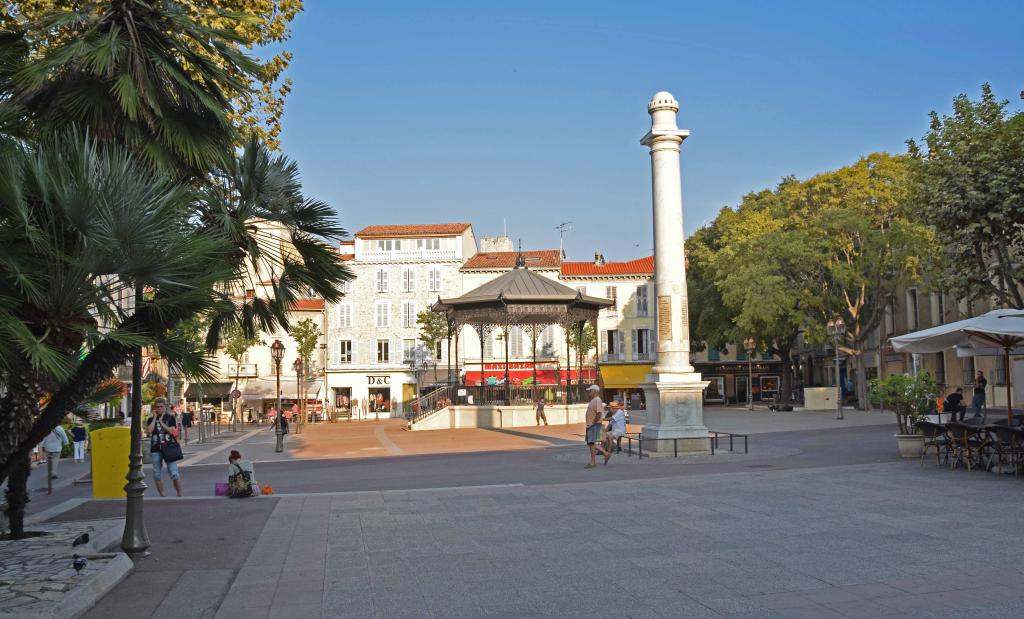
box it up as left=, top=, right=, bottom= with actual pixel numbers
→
left=433, top=261, right=612, bottom=326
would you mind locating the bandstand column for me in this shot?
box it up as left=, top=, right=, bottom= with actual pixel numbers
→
left=639, top=91, right=709, bottom=452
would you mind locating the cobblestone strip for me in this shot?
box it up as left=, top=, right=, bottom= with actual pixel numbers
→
left=0, top=519, right=131, bottom=618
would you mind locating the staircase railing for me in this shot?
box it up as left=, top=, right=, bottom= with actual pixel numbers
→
left=410, top=385, right=455, bottom=425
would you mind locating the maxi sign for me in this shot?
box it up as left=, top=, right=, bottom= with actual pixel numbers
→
left=367, top=375, right=390, bottom=386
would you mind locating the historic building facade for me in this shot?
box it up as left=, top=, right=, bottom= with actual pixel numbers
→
left=324, top=223, right=477, bottom=418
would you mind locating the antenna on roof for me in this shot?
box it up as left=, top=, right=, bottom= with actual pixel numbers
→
left=555, top=221, right=573, bottom=259
left=515, top=238, right=526, bottom=268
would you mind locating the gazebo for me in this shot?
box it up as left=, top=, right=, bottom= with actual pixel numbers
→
left=432, top=255, right=612, bottom=407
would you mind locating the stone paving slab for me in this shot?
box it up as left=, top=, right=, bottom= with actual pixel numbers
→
left=0, top=519, right=131, bottom=618
left=142, top=460, right=1024, bottom=618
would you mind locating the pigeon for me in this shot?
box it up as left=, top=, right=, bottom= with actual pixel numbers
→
left=73, top=554, right=87, bottom=575
left=71, top=532, right=89, bottom=547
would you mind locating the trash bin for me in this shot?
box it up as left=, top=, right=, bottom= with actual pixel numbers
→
left=91, top=426, right=131, bottom=498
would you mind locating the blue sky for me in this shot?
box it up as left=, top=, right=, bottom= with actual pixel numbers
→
left=278, top=0, right=1024, bottom=261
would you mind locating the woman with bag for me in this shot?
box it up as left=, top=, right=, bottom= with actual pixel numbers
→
left=147, top=397, right=184, bottom=497
left=227, top=450, right=258, bottom=498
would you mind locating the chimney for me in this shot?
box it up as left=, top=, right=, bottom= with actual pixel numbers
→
left=593, top=252, right=605, bottom=266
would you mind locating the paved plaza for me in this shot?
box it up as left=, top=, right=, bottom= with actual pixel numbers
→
left=32, top=418, right=1024, bottom=618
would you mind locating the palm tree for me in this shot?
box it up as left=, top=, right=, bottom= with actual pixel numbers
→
left=0, top=132, right=235, bottom=536
left=199, top=136, right=354, bottom=346
left=2, top=0, right=263, bottom=178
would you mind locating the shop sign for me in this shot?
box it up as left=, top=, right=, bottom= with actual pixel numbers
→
left=367, top=375, right=390, bottom=385
left=702, top=362, right=774, bottom=374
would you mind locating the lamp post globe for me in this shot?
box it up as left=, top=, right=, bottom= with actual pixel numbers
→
left=271, top=339, right=285, bottom=452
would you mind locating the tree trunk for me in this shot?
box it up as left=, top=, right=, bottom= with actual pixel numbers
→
left=3, top=449, right=32, bottom=538
left=855, top=350, right=868, bottom=410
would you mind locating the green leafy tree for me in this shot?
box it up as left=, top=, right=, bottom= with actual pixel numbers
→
left=416, top=310, right=448, bottom=377
left=565, top=322, right=597, bottom=386
left=0, top=134, right=234, bottom=536
left=6, top=0, right=304, bottom=150
left=907, top=84, right=1024, bottom=308
left=869, top=370, right=940, bottom=434
left=2, top=0, right=263, bottom=178
left=0, top=1, right=351, bottom=537
left=289, top=318, right=320, bottom=368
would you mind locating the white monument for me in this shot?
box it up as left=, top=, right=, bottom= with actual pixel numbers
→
left=640, top=91, right=709, bottom=452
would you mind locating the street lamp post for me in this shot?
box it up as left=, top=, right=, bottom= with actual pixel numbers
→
left=827, top=318, right=847, bottom=420
left=293, top=357, right=303, bottom=435
left=272, top=339, right=285, bottom=452
left=743, top=337, right=756, bottom=411
left=121, top=281, right=150, bottom=555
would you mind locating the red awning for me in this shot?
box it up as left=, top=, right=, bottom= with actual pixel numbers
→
left=464, top=364, right=596, bottom=385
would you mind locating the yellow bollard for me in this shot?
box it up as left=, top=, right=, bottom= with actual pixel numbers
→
left=91, top=426, right=132, bottom=498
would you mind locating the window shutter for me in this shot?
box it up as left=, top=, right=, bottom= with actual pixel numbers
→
left=631, top=330, right=638, bottom=360
left=617, top=330, right=624, bottom=359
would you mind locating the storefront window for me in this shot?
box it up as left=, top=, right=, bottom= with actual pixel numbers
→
left=369, top=388, right=391, bottom=412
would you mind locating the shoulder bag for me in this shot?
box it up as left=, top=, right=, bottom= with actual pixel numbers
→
left=228, top=463, right=254, bottom=498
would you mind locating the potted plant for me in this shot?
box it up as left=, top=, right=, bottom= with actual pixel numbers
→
left=869, top=370, right=940, bottom=458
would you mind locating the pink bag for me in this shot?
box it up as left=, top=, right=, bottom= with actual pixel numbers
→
left=214, top=482, right=229, bottom=496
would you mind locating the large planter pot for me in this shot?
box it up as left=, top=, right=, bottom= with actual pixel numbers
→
left=895, top=433, right=924, bottom=458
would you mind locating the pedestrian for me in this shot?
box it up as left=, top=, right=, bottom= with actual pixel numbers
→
left=943, top=387, right=967, bottom=422
left=227, top=450, right=259, bottom=498
left=180, top=405, right=194, bottom=444
left=971, top=371, right=987, bottom=417
left=603, top=401, right=627, bottom=456
left=268, top=406, right=277, bottom=428
left=583, top=384, right=610, bottom=468
left=70, top=419, right=88, bottom=463
left=535, top=397, right=548, bottom=426
left=147, top=397, right=183, bottom=497
left=42, top=424, right=69, bottom=478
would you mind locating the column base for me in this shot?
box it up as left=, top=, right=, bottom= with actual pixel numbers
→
left=641, top=370, right=709, bottom=454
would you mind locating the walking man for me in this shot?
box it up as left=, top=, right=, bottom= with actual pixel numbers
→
left=584, top=385, right=610, bottom=468
left=972, top=370, right=987, bottom=417
left=535, top=397, right=548, bottom=426
left=42, top=424, right=69, bottom=479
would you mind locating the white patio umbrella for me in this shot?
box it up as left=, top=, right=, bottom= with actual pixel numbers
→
left=890, top=309, right=1024, bottom=424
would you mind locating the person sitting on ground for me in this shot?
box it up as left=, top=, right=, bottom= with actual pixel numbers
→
left=943, top=387, right=967, bottom=422
left=227, top=450, right=259, bottom=498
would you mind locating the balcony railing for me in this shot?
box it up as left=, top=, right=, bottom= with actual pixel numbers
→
left=226, top=363, right=258, bottom=377
left=359, top=249, right=457, bottom=263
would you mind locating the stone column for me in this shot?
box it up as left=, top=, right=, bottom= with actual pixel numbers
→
left=640, top=91, right=709, bottom=452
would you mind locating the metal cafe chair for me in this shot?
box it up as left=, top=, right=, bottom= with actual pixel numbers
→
left=945, top=422, right=988, bottom=471
left=916, top=421, right=950, bottom=468
left=987, top=425, right=1024, bottom=477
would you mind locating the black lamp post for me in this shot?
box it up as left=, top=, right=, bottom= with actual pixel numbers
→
left=293, top=357, right=303, bottom=434
left=271, top=339, right=285, bottom=452
left=743, top=337, right=756, bottom=411
left=121, top=283, right=150, bottom=555
left=827, top=318, right=847, bottom=420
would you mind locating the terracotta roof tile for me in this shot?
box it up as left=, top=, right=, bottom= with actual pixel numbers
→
left=339, top=253, right=355, bottom=261
left=462, top=250, right=561, bottom=270
left=355, top=223, right=471, bottom=238
left=291, top=298, right=325, bottom=311
left=561, top=256, right=654, bottom=276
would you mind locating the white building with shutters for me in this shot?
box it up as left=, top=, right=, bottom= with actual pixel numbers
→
left=559, top=254, right=656, bottom=411
left=324, top=224, right=477, bottom=418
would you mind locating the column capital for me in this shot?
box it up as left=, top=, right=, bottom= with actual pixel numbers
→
left=640, top=129, right=690, bottom=148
